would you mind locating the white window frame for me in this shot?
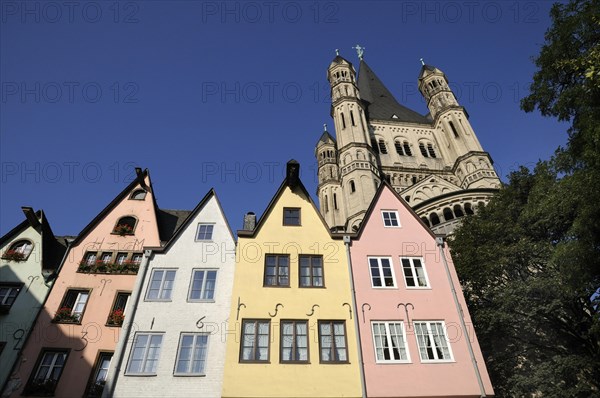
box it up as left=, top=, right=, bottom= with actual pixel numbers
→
left=368, top=257, right=397, bottom=288
left=126, top=333, right=164, bottom=375
left=145, top=269, right=177, bottom=301
left=371, top=321, right=411, bottom=363
left=174, top=333, right=209, bottom=376
left=413, top=321, right=454, bottom=362
left=381, top=210, right=400, bottom=227
left=188, top=269, right=218, bottom=302
left=195, top=223, right=214, bottom=241
left=400, top=257, right=430, bottom=288
left=71, top=291, right=89, bottom=318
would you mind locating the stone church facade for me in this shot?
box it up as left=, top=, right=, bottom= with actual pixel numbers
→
left=316, top=52, right=501, bottom=234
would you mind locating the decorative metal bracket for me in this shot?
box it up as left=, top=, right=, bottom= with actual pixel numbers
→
left=306, top=304, right=319, bottom=317
left=99, top=278, right=112, bottom=296
left=236, top=297, right=246, bottom=321
left=397, top=302, right=414, bottom=329
left=269, top=303, right=283, bottom=318
left=26, top=275, right=39, bottom=292
left=361, top=303, right=371, bottom=324
left=13, top=329, right=24, bottom=350
left=342, top=303, right=352, bottom=319
left=196, top=316, right=206, bottom=329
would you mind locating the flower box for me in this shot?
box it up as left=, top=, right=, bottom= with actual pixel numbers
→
left=1, top=250, right=25, bottom=262
left=53, top=307, right=80, bottom=323
left=107, top=309, right=125, bottom=326
left=112, top=224, right=133, bottom=236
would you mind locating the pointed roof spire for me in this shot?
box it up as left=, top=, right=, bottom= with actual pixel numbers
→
left=357, top=60, right=430, bottom=124
left=353, top=44, right=365, bottom=60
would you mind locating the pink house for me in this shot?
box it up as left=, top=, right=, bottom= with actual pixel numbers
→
left=349, top=182, right=494, bottom=397
left=5, top=169, right=188, bottom=398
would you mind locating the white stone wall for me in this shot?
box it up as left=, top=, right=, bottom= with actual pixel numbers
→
left=113, top=195, right=236, bottom=398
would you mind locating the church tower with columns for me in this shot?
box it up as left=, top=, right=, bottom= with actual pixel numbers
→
left=316, top=47, right=501, bottom=234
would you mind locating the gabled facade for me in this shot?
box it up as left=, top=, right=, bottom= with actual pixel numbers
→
left=221, top=161, right=363, bottom=398
left=3, top=169, right=179, bottom=398
left=349, top=182, right=494, bottom=397
left=0, top=209, right=67, bottom=393
left=107, top=189, right=235, bottom=397
left=316, top=53, right=501, bottom=234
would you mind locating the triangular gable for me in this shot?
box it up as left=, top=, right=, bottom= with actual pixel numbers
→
left=238, top=161, right=340, bottom=239
left=401, top=174, right=462, bottom=206
left=355, top=181, right=436, bottom=241
left=70, top=169, right=154, bottom=246
left=148, top=189, right=235, bottom=252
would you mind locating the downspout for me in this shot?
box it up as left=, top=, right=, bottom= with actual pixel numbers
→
left=102, top=249, right=153, bottom=398
left=436, top=237, right=486, bottom=398
left=344, top=237, right=367, bottom=398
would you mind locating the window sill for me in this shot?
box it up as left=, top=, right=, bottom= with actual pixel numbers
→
left=124, top=373, right=158, bottom=377
left=187, top=299, right=216, bottom=303
left=371, top=286, right=398, bottom=289
left=419, top=359, right=455, bottom=364
left=239, top=360, right=270, bottom=364
left=144, top=299, right=173, bottom=302
left=173, top=373, right=207, bottom=377
left=52, top=319, right=82, bottom=325
left=194, top=239, right=214, bottom=242
left=374, top=360, right=412, bottom=365
left=405, top=286, right=431, bottom=290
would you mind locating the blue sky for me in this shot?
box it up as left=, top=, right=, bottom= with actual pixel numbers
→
left=1, top=0, right=569, bottom=236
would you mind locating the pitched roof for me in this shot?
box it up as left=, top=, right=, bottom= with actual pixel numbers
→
left=418, top=64, right=439, bottom=79
left=357, top=60, right=430, bottom=124
left=238, top=160, right=342, bottom=239
left=150, top=189, right=234, bottom=252
left=0, top=209, right=68, bottom=272
left=156, top=209, right=193, bottom=243
left=353, top=180, right=437, bottom=240
left=316, top=131, right=336, bottom=146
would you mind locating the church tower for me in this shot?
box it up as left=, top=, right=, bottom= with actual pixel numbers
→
left=316, top=49, right=501, bottom=235
left=324, top=52, right=380, bottom=232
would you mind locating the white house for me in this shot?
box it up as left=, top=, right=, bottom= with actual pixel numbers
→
left=107, top=189, right=236, bottom=397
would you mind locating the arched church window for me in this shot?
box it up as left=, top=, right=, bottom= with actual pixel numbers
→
left=333, top=193, right=338, bottom=210
left=427, top=143, right=437, bottom=158
left=350, top=111, right=356, bottom=126
left=403, top=141, right=412, bottom=156
left=378, top=139, right=388, bottom=154
left=349, top=180, right=356, bottom=193
left=130, top=189, right=147, bottom=200
left=449, top=121, right=459, bottom=138
left=454, top=205, right=464, bottom=217
left=421, top=217, right=430, bottom=227
left=395, top=140, right=404, bottom=156
left=340, top=112, right=346, bottom=129
left=443, top=208, right=454, bottom=221
left=419, top=143, right=429, bottom=157
left=371, top=138, right=379, bottom=154
left=405, top=196, right=410, bottom=202
left=324, top=195, right=329, bottom=213
left=430, top=213, right=440, bottom=226
left=464, top=203, right=474, bottom=215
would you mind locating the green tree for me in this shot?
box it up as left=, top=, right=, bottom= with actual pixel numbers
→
left=451, top=0, right=600, bottom=396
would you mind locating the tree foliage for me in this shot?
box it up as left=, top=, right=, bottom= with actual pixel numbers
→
left=450, top=1, right=600, bottom=396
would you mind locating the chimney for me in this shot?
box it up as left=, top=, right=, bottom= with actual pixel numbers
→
left=243, top=212, right=256, bottom=231
left=286, top=159, right=300, bottom=187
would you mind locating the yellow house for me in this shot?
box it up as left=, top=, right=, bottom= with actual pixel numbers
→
left=222, top=161, right=362, bottom=398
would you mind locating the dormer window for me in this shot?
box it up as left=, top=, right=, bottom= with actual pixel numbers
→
left=378, top=139, right=388, bottom=154
left=113, top=216, right=136, bottom=236
left=130, top=189, right=147, bottom=200
left=2, top=240, right=34, bottom=262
